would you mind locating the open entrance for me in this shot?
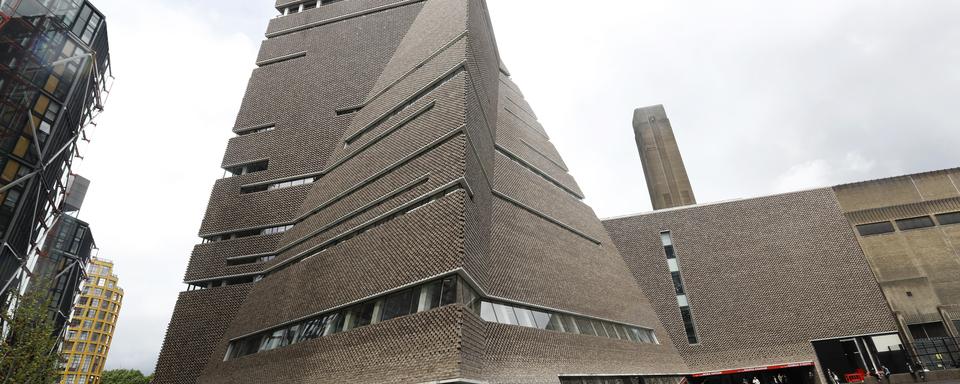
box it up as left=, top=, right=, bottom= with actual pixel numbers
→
left=812, top=333, right=908, bottom=382
left=689, top=363, right=816, bottom=384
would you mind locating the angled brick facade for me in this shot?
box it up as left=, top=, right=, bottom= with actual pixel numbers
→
left=603, top=189, right=900, bottom=373
left=153, top=1, right=686, bottom=383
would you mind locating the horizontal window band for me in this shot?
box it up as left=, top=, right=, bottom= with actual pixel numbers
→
left=233, top=122, right=277, bottom=135
left=240, top=173, right=322, bottom=191
left=493, top=190, right=600, bottom=246
left=221, top=157, right=271, bottom=171
left=225, top=252, right=276, bottom=262
left=228, top=270, right=463, bottom=342
left=519, top=138, right=567, bottom=171
left=199, top=221, right=296, bottom=239
left=496, top=145, right=584, bottom=200
left=189, top=178, right=470, bottom=286
left=226, top=268, right=657, bottom=344
left=255, top=51, right=307, bottom=67
left=347, top=31, right=468, bottom=112
left=201, top=126, right=463, bottom=256
left=345, top=61, right=466, bottom=145
left=266, top=0, right=426, bottom=38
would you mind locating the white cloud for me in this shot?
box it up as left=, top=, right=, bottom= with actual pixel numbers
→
left=69, top=0, right=266, bottom=374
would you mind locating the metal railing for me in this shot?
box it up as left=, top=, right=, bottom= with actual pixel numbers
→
left=904, top=337, right=960, bottom=371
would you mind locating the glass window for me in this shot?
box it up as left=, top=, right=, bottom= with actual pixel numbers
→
left=440, top=276, right=457, bottom=306
left=856, top=221, right=895, bottom=236
left=664, top=245, right=676, bottom=259
left=614, top=324, right=630, bottom=340
left=575, top=317, right=596, bottom=336
left=560, top=315, right=579, bottom=334
left=671, top=272, right=685, bottom=295
left=479, top=301, right=497, bottom=322
left=346, top=302, right=377, bottom=329
left=680, top=306, right=699, bottom=344
left=660, top=232, right=673, bottom=246
left=259, top=329, right=286, bottom=352
left=381, top=288, right=416, bottom=322
left=492, top=303, right=519, bottom=325
left=603, top=322, right=620, bottom=339
left=896, top=216, right=935, bottom=231
left=593, top=320, right=608, bottom=337
left=283, top=325, right=299, bottom=347
left=544, top=314, right=565, bottom=332
left=667, top=259, right=679, bottom=273
left=514, top=307, right=536, bottom=328
left=530, top=310, right=551, bottom=330
left=322, top=313, right=344, bottom=336
left=936, top=212, right=960, bottom=226
left=418, top=281, right=442, bottom=312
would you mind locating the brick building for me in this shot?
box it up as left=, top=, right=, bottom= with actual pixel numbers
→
left=153, top=1, right=688, bottom=383
left=604, top=189, right=904, bottom=384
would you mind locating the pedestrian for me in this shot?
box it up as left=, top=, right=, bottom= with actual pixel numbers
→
left=881, top=366, right=891, bottom=383
left=908, top=361, right=917, bottom=382
left=753, top=377, right=761, bottom=384
left=828, top=370, right=840, bottom=384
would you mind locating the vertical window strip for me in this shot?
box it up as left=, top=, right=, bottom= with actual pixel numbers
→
left=661, top=231, right=699, bottom=344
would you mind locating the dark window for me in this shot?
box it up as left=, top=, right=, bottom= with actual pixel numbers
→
left=896, top=216, right=935, bottom=231
left=680, top=306, right=699, bottom=344
left=225, top=160, right=269, bottom=177
left=381, top=289, right=416, bottom=322
left=544, top=314, right=564, bottom=332
left=671, top=271, right=685, bottom=295
left=664, top=245, right=676, bottom=259
left=421, top=280, right=442, bottom=311
left=857, top=222, right=896, bottom=236
left=348, top=302, right=377, bottom=329
left=936, top=211, right=960, bottom=226
left=299, top=316, right=327, bottom=341
left=592, top=320, right=608, bottom=337
left=575, top=317, right=596, bottom=336
left=440, top=276, right=457, bottom=306
left=325, top=312, right=345, bottom=335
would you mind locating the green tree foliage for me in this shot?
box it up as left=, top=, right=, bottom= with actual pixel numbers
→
left=100, top=369, right=153, bottom=384
left=0, top=282, right=62, bottom=384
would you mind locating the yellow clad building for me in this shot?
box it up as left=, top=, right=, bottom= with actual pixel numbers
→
left=60, top=258, right=123, bottom=384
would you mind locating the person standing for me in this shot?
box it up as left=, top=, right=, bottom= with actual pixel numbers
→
left=881, top=366, right=891, bottom=383
left=753, top=376, right=761, bottom=384
left=828, top=370, right=840, bottom=384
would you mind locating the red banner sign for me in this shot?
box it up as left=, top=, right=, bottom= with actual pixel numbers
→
left=692, top=362, right=815, bottom=377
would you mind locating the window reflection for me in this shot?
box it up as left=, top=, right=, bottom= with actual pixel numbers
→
left=473, top=300, right=658, bottom=345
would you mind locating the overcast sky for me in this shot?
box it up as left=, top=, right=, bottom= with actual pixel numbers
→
left=71, top=0, right=958, bottom=374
